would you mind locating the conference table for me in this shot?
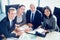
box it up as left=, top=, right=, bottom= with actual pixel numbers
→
left=18, top=25, right=60, bottom=40
left=4, top=24, right=60, bottom=40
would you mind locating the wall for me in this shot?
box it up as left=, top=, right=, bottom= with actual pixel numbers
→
left=40, top=0, right=60, bottom=13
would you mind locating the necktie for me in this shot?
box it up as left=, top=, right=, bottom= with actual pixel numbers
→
left=31, top=13, right=34, bottom=22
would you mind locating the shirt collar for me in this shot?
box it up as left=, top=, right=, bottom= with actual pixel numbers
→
left=9, top=19, right=12, bottom=22
left=31, top=9, right=36, bottom=14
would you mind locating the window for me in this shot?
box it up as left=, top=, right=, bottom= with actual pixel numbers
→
left=0, top=0, right=2, bottom=14
left=9, top=0, right=38, bottom=11
left=40, top=0, right=60, bottom=13
left=1, top=0, right=38, bottom=13
left=1, top=0, right=8, bottom=13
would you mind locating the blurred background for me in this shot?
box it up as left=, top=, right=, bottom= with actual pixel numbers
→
left=0, top=0, right=60, bottom=28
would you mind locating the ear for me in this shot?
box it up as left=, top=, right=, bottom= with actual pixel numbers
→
left=8, top=12, right=10, bottom=16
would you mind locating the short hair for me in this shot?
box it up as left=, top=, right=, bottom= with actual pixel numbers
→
left=30, top=4, right=35, bottom=7
left=8, top=7, right=17, bottom=13
left=18, top=5, right=25, bottom=9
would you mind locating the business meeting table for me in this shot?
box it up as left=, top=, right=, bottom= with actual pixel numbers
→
left=3, top=24, right=60, bottom=40
left=16, top=24, right=60, bottom=40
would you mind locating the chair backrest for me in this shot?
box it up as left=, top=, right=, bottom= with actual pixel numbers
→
left=53, top=7, right=60, bottom=28
left=37, top=7, right=44, bottom=14
left=37, top=7, right=44, bottom=22
left=5, top=4, right=19, bottom=16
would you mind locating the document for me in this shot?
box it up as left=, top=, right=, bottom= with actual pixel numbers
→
left=28, top=28, right=45, bottom=35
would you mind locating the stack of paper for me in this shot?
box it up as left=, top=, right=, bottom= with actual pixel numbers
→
left=28, top=28, right=45, bottom=35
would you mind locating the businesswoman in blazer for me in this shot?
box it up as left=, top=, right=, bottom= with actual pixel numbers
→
left=16, top=5, right=26, bottom=27
left=42, top=6, right=59, bottom=32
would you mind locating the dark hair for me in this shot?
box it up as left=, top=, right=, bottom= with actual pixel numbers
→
left=18, top=5, right=25, bottom=9
left=43, top=6, right=52, bottom=18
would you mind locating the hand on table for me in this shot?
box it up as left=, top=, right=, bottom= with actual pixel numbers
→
left=27, top=23, right=33, bottom=27
left=42, top=30, right=48, bottom=33
left=16, top=31, right=24, bottom=36
left=37, top=25, right=42, bottom=29
left=25, top=28, right=32, bottom=33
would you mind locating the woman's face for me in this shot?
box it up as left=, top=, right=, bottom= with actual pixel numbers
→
left=44, top=9, right=50, bottom=17
left=18, top=6, right=25, bottom=15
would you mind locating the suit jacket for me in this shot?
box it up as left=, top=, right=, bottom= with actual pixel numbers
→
left=0, top=37, right=2, bottom=40
left=0, top=17, right=17, bottom=38
left=26, top=10, right=42, bottom=30
left=0, top=22, right=3, bottom=40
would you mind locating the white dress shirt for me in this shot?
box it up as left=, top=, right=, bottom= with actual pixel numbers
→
left=9, top=19, right=13, bottom=27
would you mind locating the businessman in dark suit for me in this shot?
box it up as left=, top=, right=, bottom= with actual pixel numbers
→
left=0, top=37, right=2, bottom=40
left=0, top=7, right=22, bottom=40
left=0, top=34, right=2, bottom=40
left=0, top=22, right=3, bottom=40
left=26, top=4, right=42, bottom=30
left=0, top=22, right=4, bottom=40
left=26, top=4, right=47, bottom=37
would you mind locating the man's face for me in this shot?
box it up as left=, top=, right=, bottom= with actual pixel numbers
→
left=30, top=4, right=35, bottom=12
left=8, top=10, right=16, bottom=20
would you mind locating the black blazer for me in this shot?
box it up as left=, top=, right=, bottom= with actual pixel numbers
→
left=26, top=10, right=42, bottom=29
left=0, top=17, right=17, bottom=38
left=0, top=22, right=3, bottom=40
left=0, top=37, right=2, bottom=40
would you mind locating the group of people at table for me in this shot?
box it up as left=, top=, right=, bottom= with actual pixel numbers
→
left=0, top=4, right=59, bottom=40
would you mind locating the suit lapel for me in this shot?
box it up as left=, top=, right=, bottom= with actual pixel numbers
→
left=33, top=11, right=36, bottom=22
